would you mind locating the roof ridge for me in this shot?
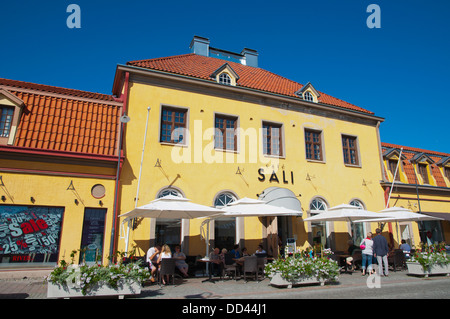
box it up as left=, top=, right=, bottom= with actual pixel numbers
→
left=381, top=142, right=450, bottom=158
left=0, top=77, right=116, bottom=102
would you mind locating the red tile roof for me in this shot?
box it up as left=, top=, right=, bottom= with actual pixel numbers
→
left=0, top=78, right=122, bottom=157
left=381, top=142, right=449, bottom=187
left=127, top=53, right=375, bottom=115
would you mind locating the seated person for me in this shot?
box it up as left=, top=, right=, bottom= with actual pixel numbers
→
left=229, top=244, right=241, bottom=259
left=255, top=244, right=267, bottom=256
left=173, top=245, right=189, bottom=277
left=146, top=244, right=162, bottom=282
left=399, top=239, right=411, bottom=259
left=209, top=247, right=223, bottom=276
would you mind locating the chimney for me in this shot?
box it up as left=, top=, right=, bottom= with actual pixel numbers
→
left=190, top=36, right=210, bottom=57
left=241, top=48, right=258, bottom=67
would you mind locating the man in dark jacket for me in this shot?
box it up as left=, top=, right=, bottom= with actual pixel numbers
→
left=373, top=228, right=389, bottom=276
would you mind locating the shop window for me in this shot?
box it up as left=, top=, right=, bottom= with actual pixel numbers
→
left=0, top=205, right=64, bottom=266
left=79, top=208, right=106, bottom=264
left=160, top=106, right=187, bottom=144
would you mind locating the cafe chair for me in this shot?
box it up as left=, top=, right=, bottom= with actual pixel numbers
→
left=256, top=255, right=267, bottom=281
left=223, top=253, right=238, bottom=280
left=158, top=258, right=176, bottom=287
left=242, top=256, right=258, bottom=282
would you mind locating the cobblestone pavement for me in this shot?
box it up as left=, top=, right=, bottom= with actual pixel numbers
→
left=0, top=269, right=449, bottom=299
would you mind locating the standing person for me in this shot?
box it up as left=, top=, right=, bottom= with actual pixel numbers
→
left=157, top=244, right=172, bottom=284
left=146, top=244, right=162, bottom=283
left=373, top=228, right=389, bottom=276
left=360, top=232, right=374, bottom=276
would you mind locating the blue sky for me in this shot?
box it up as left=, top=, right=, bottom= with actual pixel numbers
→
left=1, top=0, right=449, bottom=153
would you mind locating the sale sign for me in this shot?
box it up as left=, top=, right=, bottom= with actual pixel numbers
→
left=0, top=206, right=64, bottom=264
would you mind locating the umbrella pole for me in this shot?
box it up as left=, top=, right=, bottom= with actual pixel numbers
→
left=124, top=220, right=131, bottom=255
left=125, top=107, right=150, bottom=255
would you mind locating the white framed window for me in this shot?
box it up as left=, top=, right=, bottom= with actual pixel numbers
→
left=304, top=91, right=314, bottom=102
left=218, top=73, right=231, bottom=85
left=157, top=188, right=184, bottom=198
left=214, top=192, right=237, bottom=207
left=309, top=197, right=329, bottom=248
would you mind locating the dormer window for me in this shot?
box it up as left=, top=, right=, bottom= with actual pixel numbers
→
left=219, top=73, right=231, bottom=85
left=211, top=63, right=239, bottom=87
left=304, top=91, right=314, bottom=102
left=295, top=82, right=320, bottom=103
left=0, top=106, right=14, bottom=137
left=0, top=88, right=26, bottom=146
left=418, top=163, right=430, bottom=184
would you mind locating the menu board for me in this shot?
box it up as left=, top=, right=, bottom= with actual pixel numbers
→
left=0, top=206, right=64, bottom=264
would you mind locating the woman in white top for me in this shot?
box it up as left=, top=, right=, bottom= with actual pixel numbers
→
left=157, top=244, right=172, bottom=284
left=360, top=232, right=374, bottom=276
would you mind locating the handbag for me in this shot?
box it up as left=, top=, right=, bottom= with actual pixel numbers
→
left=360, top=240, right=366, bottom=250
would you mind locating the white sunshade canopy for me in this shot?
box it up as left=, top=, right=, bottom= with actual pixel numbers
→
left=303, top=204, right=391, bottom=223
left=213, top=197, right=302, bottom=218
left=119, top=195, right=222, bottom=221
left=353, top=206, right=444, bottom=223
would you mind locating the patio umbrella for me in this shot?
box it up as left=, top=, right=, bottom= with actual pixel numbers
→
left=353, top=207, right=444, bottom=223
left=353, top=207, right=444, bottom=246
left=119, top=195, right=222, bottom=253
left=214, top=197, right=302, bottom=218
left=303, top=204, right=391, bottom=244
left=119, top=195, right=222, bottom=221
left=303, top=204, right=388, bottom=223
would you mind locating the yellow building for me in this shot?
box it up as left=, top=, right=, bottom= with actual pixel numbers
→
left=0, top=78, right=123, bottom=267
left=112, top=36, right=387, bottom=257
left=380, top=142, right=450, bottom=248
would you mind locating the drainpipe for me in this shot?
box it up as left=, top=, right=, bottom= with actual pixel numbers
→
left=109, top=72, right=129, bottom=263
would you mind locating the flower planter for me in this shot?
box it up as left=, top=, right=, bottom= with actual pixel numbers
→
left=406, top=262, right=450, bottom=277
left=47, top=279, right=142, bottom=299
left=269, top=272, right=324, bottom=288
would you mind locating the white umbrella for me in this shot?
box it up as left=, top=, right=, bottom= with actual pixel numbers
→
left=353, top=207, right=444, bottom=223
left=119, top=195, right=222, bottom=254
left=353, top=207, right=444, bottom=246
left=119, top=195, right=222, bottom=221
left=303, top=204, right=388, bottom=223
left=303, top=204, right=390, bottom=244
left=214, top=197, right=302, bottom=218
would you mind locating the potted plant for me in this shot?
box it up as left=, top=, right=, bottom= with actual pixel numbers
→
left=265, top=248, right=339, bottom=288
left=46, top=250, right=150, bottom=298
left=407, top=243, right=450, bottom=277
